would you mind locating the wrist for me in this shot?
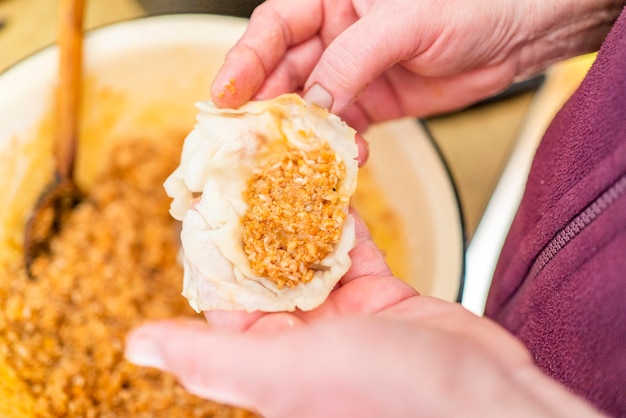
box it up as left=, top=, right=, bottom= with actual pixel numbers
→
left=507, top=365, right=607, bottom=417
left=516, top=0, right=624, bottom=78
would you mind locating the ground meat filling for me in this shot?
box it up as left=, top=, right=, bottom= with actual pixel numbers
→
left=242, top=142, right=348, bottom=289
left=0, top=139, right=255, bottom=417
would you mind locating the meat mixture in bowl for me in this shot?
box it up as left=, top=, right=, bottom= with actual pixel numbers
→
left=0, top=136, right=255, bottom=417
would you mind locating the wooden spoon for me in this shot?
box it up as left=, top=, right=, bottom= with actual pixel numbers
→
left=23, top=0, right=85, bottom=277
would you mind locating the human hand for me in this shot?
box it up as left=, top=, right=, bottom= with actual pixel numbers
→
left=211, top=0, right=618, bottom=131
left=125, top=215, right=603, bottom=417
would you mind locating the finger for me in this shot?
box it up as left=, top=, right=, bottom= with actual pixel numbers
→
left=246, top=312, right=306, bottom=333
left=125, top=317, right=383, bottom=418
left=340, top=82, right=405, bottom=133
left=343, top=62, right=515, bottom=122
left=351, top=75, right=405, bottom=124
left=126, top=319, right=322, bottom=417
left=253, top=36, right=325, bottom=100
left=338, top=86, right=407, bottom=133
left=203, top=310, right=265, bottom=332
left=388, top=62, right=517, bottom=117
left=245, top=0, right=362, bottom=103
left=341, top=210, right=392, bottom=285
left=340, top=104, right=370, bottom=133
left=355, top=133, right=369, bottom=166
left=211, top=0, right=324, bottom=107
left=126, top=320, right=265, bottom=411
left=304, top=6, right=418, bottom=113
left=125, top=317, right=208, bottom=371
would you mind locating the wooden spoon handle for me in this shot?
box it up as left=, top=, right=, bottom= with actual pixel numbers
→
left=56, top=0, right=84, bottom=180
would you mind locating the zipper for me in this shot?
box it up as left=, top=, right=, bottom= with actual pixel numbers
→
left=498, top=172, right=626, bottom=321
left=525, top=173, right=626, bottom=283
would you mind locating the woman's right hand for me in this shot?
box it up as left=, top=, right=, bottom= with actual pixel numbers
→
left=211, top=0, right=620, bottom=131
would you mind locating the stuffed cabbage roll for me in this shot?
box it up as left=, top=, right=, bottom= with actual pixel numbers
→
left=164, top=94, right=358, bottom=312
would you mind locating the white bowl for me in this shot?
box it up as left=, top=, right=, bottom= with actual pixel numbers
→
left=0, top=14, right=464, bottom=302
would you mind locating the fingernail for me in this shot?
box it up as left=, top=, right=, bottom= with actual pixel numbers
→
left=125, top=332, right=167, bottom=370
left=304, top=84, right=333, bottom=110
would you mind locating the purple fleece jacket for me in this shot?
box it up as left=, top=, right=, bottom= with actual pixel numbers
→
left=485, top=7, right=626, bottom=417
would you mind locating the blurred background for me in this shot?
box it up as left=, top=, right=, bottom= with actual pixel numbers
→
left=136, top=0, right=264, bottom=16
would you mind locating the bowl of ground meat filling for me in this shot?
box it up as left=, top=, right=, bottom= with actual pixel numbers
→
left=0, top=14, right=464, bottom=417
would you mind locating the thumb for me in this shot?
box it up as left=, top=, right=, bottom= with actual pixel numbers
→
left=303, top=6, right=417, bottom=114
left=125, top=317, right=461, bottom=418
left=125, top=319, right=277, bottom=413
left=124, top=318, right=368, bottom=418
left=341, top=208, right=393, bottom=284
